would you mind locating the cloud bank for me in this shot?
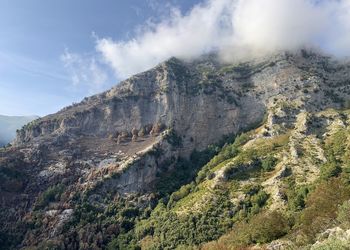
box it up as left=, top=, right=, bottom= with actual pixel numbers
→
left=65, top=0, right=350, bottom=83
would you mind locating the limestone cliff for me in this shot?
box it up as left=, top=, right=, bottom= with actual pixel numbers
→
left=13, top=51, right=350, bottom=193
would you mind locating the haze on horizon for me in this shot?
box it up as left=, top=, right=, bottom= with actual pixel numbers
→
left=1, top=0, right=350, bottom=117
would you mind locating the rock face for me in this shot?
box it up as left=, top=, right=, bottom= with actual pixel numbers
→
left=1, top=50, right=350, bottom=249
left=14, top=57, right=261, bottom=153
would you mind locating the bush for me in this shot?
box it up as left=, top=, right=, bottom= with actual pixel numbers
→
left=35, top=184, right=65, bottom=209
left=107, top=231, right=140, bottom=250
left=165, top=129, right=183, bottom=147
left=251, top=191, right=269, bottom=208
left=249, top=211, right=290, bottom=244
left=167, top=184, right=193, bottom=209
left=242, top=184, right=261, bottom=196
left=196, top=133, right=251, bottom=184
left=121, top=208, right=139, bottom=218
left=219, top=211, right=290, bottom=247
left=320, top=160, right=341, bottom=180
left=291, top=187, right=309, bottom=211
left=261, top=156, right=277, bottom=172
left=296, top=178, right=350, bottom=244
left=337, top=200, right=350, bottom=228
left=287, top=185, right=309, bottom=211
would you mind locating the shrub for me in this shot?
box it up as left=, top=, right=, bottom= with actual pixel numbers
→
left=201, top=241, right=230, bottom=250
left=251, top=191, right=269, bottom=208
left=107, top=231, right=140, bottom=250
left=219, top=211, right=290, bottom=247
left=337, top=200, right=350, bottom=228
left=121, top=208, right=139, bottom=218
left=320, top=160, right=341, bottom=180
left=249, top=211, right=290, bottom=244
left=35, top=184, right=65, bottom=209
left=288, top=186, right=309, bottom=211
left=242, top=184, right=261, bottom=196
left=137, top=193, right=235, bottom=249
left=165, top=129, right=183, bottom=147
left=314, top=239, right=350, bottom=250
left=167, top=184, right=193, bottom=209
left=296, top=178, right=350, bottom=244
left=195, top=132, right=253, bottom=184
left=261, top=156, right=278, bottom=172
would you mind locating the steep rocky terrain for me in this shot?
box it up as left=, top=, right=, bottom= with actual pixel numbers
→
left=1, top=50, right=350, bottom=249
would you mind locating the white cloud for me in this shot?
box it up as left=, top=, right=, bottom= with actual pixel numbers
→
left=66, top=0, right=350, bottom=83
left=220, top=0, right=329, bottom=61
left=96, top=0, right=230, bottom=78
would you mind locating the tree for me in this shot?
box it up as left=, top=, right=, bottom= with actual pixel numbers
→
left=132, top=128, right=138, bottom=142
left=261, top=155, right=277, bottom=172
left=337, top=200, right=350, bottom=228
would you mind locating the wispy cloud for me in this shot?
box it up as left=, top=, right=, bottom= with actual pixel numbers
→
left=66, top=0, right=350, bottom=83
left=60, top=49, right=112, bottom=94
left=0, top=51, right=69, bottom=81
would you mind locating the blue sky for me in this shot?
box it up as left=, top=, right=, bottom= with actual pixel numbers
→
left=0, top=0, right=198, bottom=116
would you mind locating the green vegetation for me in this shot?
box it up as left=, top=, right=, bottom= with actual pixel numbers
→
left=337, top=200, right=350, bottom=229
left=164, top=129, right=183, bottom=147
left=155, top=147, right=217, bottom=196
left=216, top=211, right=291, bottom=248
left=60, top=196, right=151, bottom=250
left=320, top=159, right=342, bottom=179
left=196, top=132, right=251, bottom=183
left=294, top=178, right=350, bottom=245
left=287, top=184, right=310, bottom=211
left=130, top=109, right=350, bottom=249
left=135, top=192, right=236, bottom=249
left=35, top=184, right=65, bottom=210
left=0, top=165, right=26, bottom=192
left=235, top=185, right=269, bottom=220
left=261, top=155, right=278, bottom=172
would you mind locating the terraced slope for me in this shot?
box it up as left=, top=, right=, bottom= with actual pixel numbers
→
left=135, top=105, right=350, bottom=249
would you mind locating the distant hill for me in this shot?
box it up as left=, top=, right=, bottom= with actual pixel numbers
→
left=0, top=115, right=39, bottom=146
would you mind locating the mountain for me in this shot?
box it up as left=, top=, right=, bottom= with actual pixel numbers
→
left=0, top=115, right=39, bottom=146
left=1, top=50, right=350, bottom=249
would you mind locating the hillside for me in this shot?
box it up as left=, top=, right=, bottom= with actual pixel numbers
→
left=1, top=50, right=350, bottom=249
left=136, top=108, right=350, bottom=249
left=0, top=115, right=39, bottom=146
